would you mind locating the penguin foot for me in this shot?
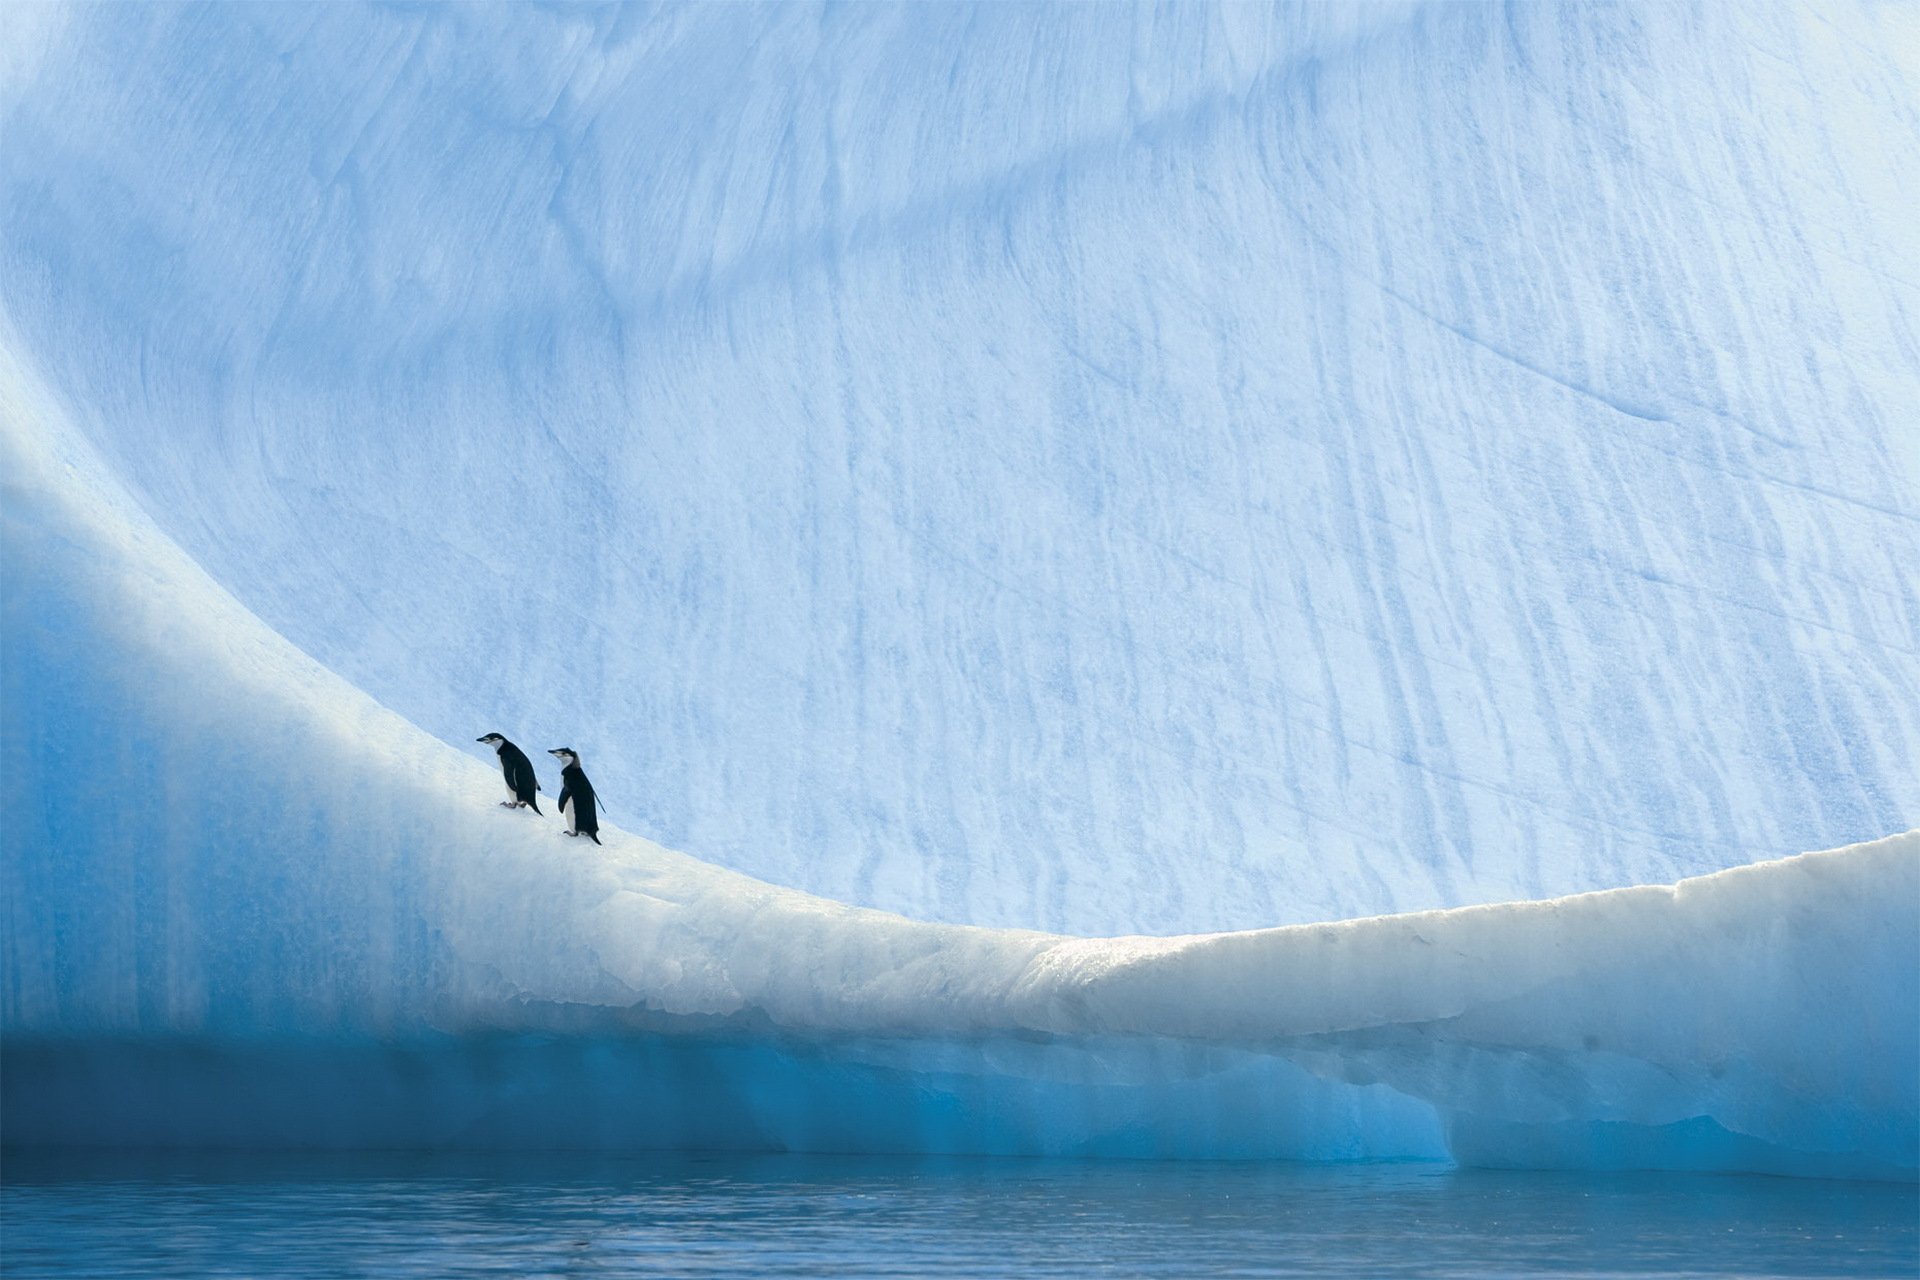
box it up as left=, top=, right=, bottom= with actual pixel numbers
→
left=562, top=830, right=577, bottom=837
left=498, top=801, right=516, bottom=808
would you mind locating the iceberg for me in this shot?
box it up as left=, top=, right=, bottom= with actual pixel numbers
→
left=3, top=355, right=1914, bottom=1176
left=2, top=1, right=1916, bottom=937
left=1, top=1, right=1916, bottom=1177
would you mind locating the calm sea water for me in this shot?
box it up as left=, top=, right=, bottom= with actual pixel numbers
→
left=2, top=1152, right=1913, bottom=1278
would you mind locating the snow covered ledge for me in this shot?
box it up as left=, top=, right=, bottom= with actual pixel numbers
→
left=1042, top=833, right=1918, bottom=1177
left=3, top=343, right=1915, bottom=1177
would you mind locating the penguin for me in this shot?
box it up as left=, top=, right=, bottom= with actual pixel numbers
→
left=548, top=748, right=601, bottom=844
left=476, top=733, right=543, bottom=813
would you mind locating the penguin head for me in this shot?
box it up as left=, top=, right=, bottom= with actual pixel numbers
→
left=477, top=733, right=506, bottom=746
left=548, top=748, right=578, bottom=765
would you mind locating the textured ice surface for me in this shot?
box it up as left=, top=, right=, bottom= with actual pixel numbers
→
left=3, top=373, right=1914, bottom=1176
left=3, top=2, right=1916, bottom=934
left=3, top=0, right=1918, bottom=1177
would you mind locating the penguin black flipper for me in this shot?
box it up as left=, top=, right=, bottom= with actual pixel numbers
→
left=567, top=781, right=599, bottom=839
left=549, top=749, right=601, bottom=842
left=509, top=752, right=541, bottom=811
left=501, top=743, right=544, bottom=809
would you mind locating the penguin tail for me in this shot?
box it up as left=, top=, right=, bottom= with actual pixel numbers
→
left=588, top=832, right=602, bottom=845
left=527, top=798, right=543, bottom=815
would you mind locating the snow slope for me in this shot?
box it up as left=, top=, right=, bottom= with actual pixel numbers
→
left=4, top=348, right=1914, bottom=1177
left=2, top=1, right=1916, bottom=935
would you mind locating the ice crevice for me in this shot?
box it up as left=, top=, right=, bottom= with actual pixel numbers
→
left=1375, top=281, right=1672, bottom=426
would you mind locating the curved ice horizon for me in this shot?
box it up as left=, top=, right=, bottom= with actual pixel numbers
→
left=4, top=1, right=1917, bottom=936
left=4, top=354, right=1914, bottom=1175
left=3, top=1, right=1917, bottom=1176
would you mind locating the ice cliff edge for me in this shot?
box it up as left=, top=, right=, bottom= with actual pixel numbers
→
left=3, top=348, right=1914, bottom=1177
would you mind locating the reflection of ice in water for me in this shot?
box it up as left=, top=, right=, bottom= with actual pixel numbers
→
left=4, top=1154, right=1915, bottom=1278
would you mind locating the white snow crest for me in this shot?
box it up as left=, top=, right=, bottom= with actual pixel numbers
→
left=3, top=360, right=1913, bottom=1174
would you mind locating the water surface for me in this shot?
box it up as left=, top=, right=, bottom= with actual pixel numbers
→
left=4, top=1153, right=1913, bottom=1278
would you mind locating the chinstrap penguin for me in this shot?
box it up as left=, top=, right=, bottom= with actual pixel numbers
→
left=548, top=748, right=601, bottom=844
left=477, top=733, right=543, bottom=813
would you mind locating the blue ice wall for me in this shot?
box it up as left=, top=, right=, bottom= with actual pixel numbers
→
left=4, top=2, right=1918, bottom=934
left=2, top=385, right=1913, bottom=1176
